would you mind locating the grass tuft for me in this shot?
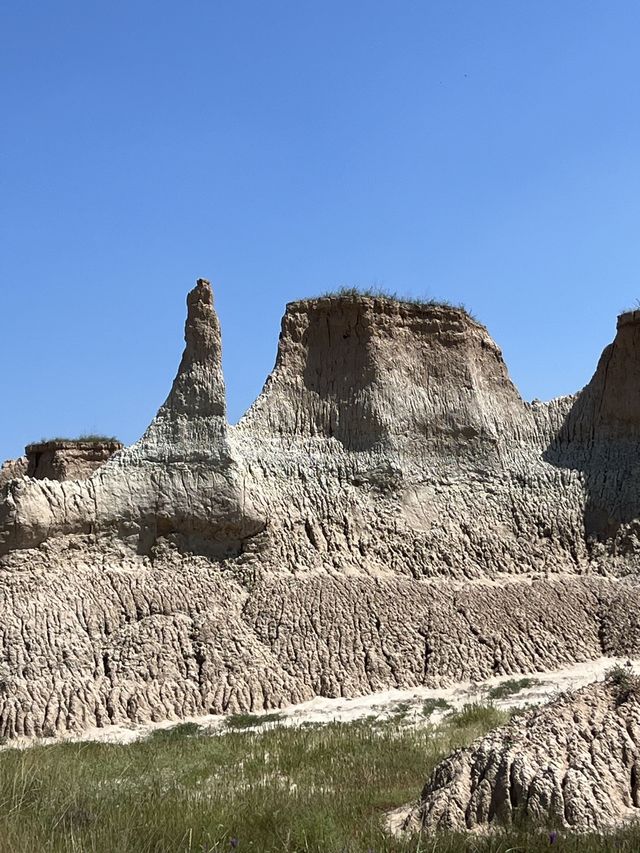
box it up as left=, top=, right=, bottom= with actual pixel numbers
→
left=34, top=434, right=120, bottom=445
left=487, top=677, right=539, bottom=701
left=447, top=703, right=509, bottom=731
left=146, top=722, right=203, bottom=741
left=224, top=712, right=284, bottom=730
left=421, top=697, right=452, bottom=717
left=620, top=300, right=640, bottom=314
left=605, top=663, right=640, bottom=705
left=314, top=285, right=477, bottom=319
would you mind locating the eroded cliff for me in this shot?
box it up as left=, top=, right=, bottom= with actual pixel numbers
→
left=403, top=676, right=640, bottom=834
left=0, top=279, right=639, bottom=740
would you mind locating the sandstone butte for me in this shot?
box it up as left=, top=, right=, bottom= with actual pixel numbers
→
left=2, top=278, right=640, bottom=833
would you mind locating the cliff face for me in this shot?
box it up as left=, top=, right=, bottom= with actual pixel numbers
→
left=556, top=310, right=640, bottom=445
left=240, top=296, right=532, bottom=454
left=544, top=310, right=640, bottom=544
left=0, top=280, right=640, bottom=741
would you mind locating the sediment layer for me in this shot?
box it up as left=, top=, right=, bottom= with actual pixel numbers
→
left=1, top=280, right=640, bottom=741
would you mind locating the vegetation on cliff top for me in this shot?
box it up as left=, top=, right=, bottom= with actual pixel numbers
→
left=30, top=434, right=121, bottom=447
left=312, top=285, right=477, bottom=319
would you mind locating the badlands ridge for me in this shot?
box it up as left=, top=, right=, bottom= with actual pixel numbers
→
left=2, top=279, right=640, bottom=832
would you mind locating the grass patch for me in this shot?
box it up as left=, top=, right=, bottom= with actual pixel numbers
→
left=0, top=707, right=635, bottom=850
left=224, top=712, right=284, bottom=729
left=447, top=703, right=509, bottom=732
left=487, top=677, right=539, bottom=701
left=147, top=722, right=203, bottom=741
left=421, top=697, right=452, bottom=717
left=388, top=700, right=412, bottom=720
left=605, top=663, right=640, bottom=705
left=0, top=710, right=497, bottom=852
left=33, top=434, right=120, bottom=446
left=314, top=285, right=476, bottom=318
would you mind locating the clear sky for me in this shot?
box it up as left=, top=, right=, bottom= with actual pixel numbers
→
left=2, top=2, right=640, bottom=461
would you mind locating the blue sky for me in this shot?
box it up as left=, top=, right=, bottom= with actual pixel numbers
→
left=2, top=2, right=640, bottom=460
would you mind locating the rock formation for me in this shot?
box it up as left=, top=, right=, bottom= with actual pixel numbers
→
left=0, top=457, right=27, bottom=486
left=403, top=676, right=640, bottom=833
left=0, top=279, right=640, bottom=740
left=25, top=439, right=123, bottom=481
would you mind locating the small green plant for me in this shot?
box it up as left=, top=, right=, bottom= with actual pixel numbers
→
left=225, top=711, right=284, bottom=729
left=389, top=700, right=412, bottom=721
left=421, top=697, right=452, bottom=717
left=487, top=677, right=539, bottom=701
left=447, top=703, right=509, bottom=731
left=606, top=663, right=640, bottom=705
left=146, top=721, right=202, bottom=741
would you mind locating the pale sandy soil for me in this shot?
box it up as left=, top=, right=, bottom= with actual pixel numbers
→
left=8, top=655, right=634, bottom=750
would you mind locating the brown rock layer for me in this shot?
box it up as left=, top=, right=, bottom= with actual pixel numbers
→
left=240, top=295, right=533, bottom=454
left=25, top=440, right=123, bottom=481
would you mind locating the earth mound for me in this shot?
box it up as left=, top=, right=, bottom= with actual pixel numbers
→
left=403, top=674, right=640, bottom=834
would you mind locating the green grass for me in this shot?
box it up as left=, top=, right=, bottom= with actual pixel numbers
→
left=225, top=712, right=285, bottom=729
left=605, top=663, right=640, bottom=705
left=147, top=722, right=204, bottom=741
left=313, top=285, right=476, bottom=318
left=33, top=434, right=120, bottom=445
left=388, top=701, right=412, bottom=720
left=445, top=703, right=509, bottom=733
left=0, top=708, right=636, bottom=851
left=421, top=698, right=451, bottom=717
left=486, top=677, right=539, bottom=701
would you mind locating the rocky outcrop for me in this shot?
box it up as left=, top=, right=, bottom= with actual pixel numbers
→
left=544, top=310, right=640, bottom=546
left=0, top=280, right=264, bottom=557
left=1, top=280, right=640, bottom=740
left=239, top=295, right=534, bottom=454
left=24, top=439, right=123, bottom=481
left=0, top=457, right=27, bottom=485
left=403, top=677, right=640, bottom=834
left=555, top=310, right=640, bottom=446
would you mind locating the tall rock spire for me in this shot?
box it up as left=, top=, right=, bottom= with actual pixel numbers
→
left=133, top=279, right=231, bottom=463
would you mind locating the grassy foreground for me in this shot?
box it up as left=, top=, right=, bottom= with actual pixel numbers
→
left=0, top=704, right=637, bottom=852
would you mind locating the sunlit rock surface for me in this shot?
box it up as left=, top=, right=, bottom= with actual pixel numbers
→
left=1, top=279, right=640, bottom=744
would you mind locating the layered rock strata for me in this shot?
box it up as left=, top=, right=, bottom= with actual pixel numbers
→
left=0, top=280, right=640, bottom=740
left=25, top=439, right=123, bottom=481
left=403, top=678, right=640, bottom=833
